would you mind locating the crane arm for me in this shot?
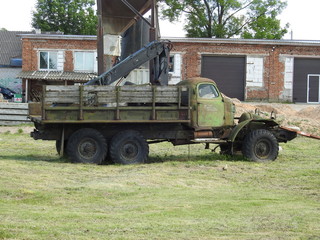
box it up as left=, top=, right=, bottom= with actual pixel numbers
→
left=86, top=40, right=172, bottom=86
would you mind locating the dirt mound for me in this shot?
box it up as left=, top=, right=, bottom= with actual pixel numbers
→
left=297, top=106, right=320, bottom=119
left=233, top=101, right=320, bottom=136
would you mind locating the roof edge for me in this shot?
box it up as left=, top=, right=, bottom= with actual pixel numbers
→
left=18, top=34, right=97, bottom=41
left=164, top=37, right=320, bottom=46
left=17, top=34, right=320, bottom=46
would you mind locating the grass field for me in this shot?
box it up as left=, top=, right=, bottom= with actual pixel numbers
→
left=0, top=127, right=319, bottom=240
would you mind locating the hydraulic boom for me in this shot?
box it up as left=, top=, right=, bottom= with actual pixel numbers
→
left=86, top=40, right=172, bottom=86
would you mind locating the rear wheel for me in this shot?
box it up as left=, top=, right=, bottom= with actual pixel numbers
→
left=109, top=130, right=149, bottom=165
left=66, top=128, right=107, bottom=164
left=242, top=129, right=278, bottom=162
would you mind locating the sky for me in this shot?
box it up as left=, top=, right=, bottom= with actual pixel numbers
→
left=0, top=0, right=320, bottom=40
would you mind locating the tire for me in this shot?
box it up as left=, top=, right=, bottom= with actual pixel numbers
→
left=66, top=128, right=107, bottom=164
left=242, top=129, right=279, bottom=162
left=109, top=130, right=149, bottom=165
left=56, top=140, right=68, bottom=157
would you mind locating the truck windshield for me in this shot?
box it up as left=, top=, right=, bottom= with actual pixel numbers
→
left=198, top=84, right=219, bottom=99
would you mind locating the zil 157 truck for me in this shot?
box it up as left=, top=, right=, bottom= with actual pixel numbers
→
left=28, top=0, right=298, bottom=164
left=28, top=41, right=297, bottom=164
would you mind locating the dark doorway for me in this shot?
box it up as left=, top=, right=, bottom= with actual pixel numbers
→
left=201, top=56, right=245, bottom=100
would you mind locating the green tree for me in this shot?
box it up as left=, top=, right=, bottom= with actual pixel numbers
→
left=160, top=0, right=288, bottom=39
left=32, top=0, right=97, bottom=35
left=242, top=15, right=288, bottom=39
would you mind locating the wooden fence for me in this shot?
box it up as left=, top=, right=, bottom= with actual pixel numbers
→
left=0, top=103, right=30, bottom=125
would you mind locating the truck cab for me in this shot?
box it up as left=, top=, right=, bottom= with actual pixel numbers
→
left=178, top=77, right=235, bottom=130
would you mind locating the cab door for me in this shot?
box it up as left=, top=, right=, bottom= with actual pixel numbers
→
left=196, top=83, right=224, bottom=128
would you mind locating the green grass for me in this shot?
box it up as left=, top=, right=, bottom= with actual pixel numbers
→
left=0, top=131, right=319, bottom=239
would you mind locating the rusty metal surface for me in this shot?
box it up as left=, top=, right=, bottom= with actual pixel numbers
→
left=280, top=126, right=320, bottom=140
left=99, top=0, right=152, bottom=35
left=194, top=131, right=213, bottom=138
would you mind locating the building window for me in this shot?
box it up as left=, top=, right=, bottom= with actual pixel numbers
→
left=39, top=51, right=58, bottom=70
left=169, top=56, right=175, bottom=72
left=74, top=51, right=96, bottom=72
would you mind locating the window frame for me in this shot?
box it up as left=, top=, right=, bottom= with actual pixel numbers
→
left=198, top=83, right=220, bottom=99
left=74, top=51, right=96, bottom=73
left=39, top=51, right=58, bottom=71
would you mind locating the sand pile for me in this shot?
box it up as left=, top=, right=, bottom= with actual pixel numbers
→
left=233, top=101, right=320, bottom=136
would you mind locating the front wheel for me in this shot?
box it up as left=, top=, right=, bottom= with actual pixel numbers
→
left=109, top=130, right=149, bottom=165
left=242, top=129, right=279, bottom=162
left=66, top=128, right=107, bottom=164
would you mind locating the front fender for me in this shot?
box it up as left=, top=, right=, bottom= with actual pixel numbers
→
left=229, top=119, right=278, bottom=142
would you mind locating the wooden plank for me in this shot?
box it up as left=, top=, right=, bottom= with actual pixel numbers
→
left=120, top=92, right=179, bottom=98
left=84, top=91, right=178, bottom=98
left=155, top=86, right=181, bottom=91
left=155, top=98, right=179, bottom=103
left=94, top=93, right=117, bottom=99
left=119, top=86, right=181, bottom=93
left=46, top=86, right=79, bottom=91
left=0, top=103, right=28, bottom=109
left=112, top=97, right=178, bottom=103
left=0, top=109, right=29, bottom=115
left=45, top=97, right=80, bottom=104
left=95, top=97, right=117, bottom=104
left=120, top=85, right=152, bottom=91
left=45, top=92, right=80, bottom=98
left=0, top=115, right=29, bottom=121
left=118, top=96, right=153, bottom=103
left=84, top=86, right=116, bottom=92
left=95, top=96, right=179, bottom=104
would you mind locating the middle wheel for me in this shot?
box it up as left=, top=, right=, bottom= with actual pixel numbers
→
left=109, top=130, right=149, bottom=165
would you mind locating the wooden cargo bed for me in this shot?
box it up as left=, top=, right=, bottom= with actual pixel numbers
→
left=29, top=85, right=191, bottom=123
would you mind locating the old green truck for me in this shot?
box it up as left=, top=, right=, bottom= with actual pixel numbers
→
left=28, top=77, right=297, bottom=164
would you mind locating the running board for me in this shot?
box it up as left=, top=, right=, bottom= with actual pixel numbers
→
left=191, top=138, right=228, bottom=144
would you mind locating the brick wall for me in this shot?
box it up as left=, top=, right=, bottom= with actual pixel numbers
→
left=171, top=40, right=320, bottom=102
left=22, top=37, right=97, bottom=72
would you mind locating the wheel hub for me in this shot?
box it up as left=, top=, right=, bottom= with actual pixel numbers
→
left=79, top=139, right=97, bottom=159
left=122, top=142, right=138, bottom=160
left=255, top=140, right=271, bottom=158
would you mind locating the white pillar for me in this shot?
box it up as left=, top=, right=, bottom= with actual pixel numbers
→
left=25, top=79, right=29, bottom=102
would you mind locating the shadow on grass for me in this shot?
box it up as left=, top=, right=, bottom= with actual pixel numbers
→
left=0, top=154, right=70, bottom=164
left=148, top=152, right=248, bottom=164
left=1, top=152, right=248, bottom=166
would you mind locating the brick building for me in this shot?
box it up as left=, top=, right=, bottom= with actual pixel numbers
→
left=18, top=34, right=97, bottom=102
left=169, top=38, right=320, bottom=103
left=18, top=34, right=320, bottom=103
